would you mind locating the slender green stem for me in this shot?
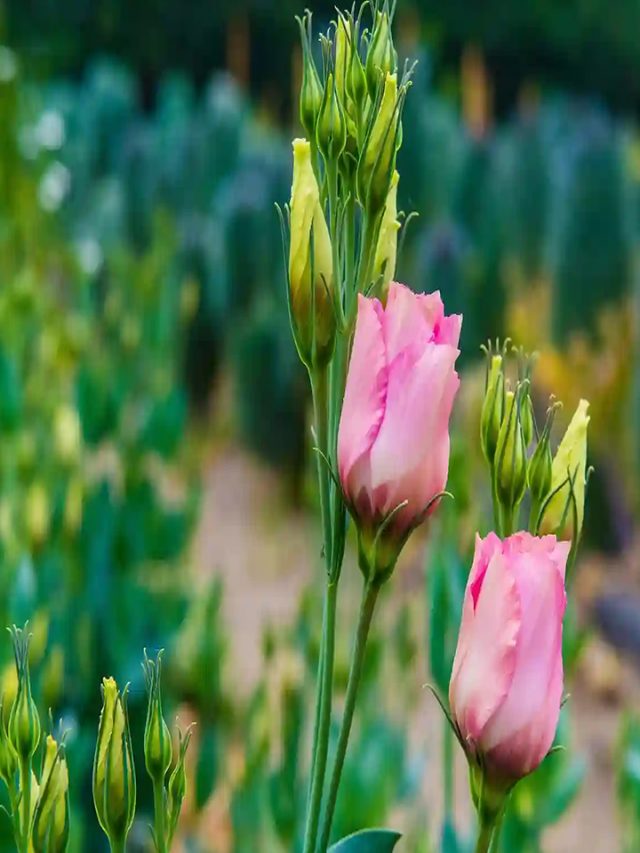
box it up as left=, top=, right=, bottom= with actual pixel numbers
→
left=474, top=821, right=495, bottom=853
left=489, top=810, right=504, bottom=853
left=18, top=756, right=31, bottom=853
left=443, top=718, right=454, bottom=824
left=317, top=581, right=381, bottom=852
left=303, top=580, right=338, bottom=853
left=110, top=840, right=126, bottom=853
left=311, top=368, right=332, bottom=567
left=307, top=609, right=326, bottom=800
left=153, top=780, right=167, bottom=853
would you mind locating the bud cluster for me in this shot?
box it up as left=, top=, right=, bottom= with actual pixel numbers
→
left=480, top=341, right=590, bottom=551
left=143, top=650, right=192, bottom=853
left=286, top=3, right=411, bottom=374
left=0, top=627, right=69, bottom=853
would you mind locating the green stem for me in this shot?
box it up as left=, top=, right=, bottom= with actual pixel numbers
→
left=474, top=821, right=495, bottom=853
left=311, top=368, right=332, bottom=567
left=303, top=579, right=338, bottom=853
left=18, top=756, right=31, bottom=853
left=153, top=780, right=167, bottom=853
left=110, top=840, right=126, bottom=853
left=443, top=719, right=454, bottom=824
left=489, top=811, right=504, bottom=853
left=317, top=580, right=381, bottom=852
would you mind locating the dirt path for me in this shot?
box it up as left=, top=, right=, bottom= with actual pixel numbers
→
left=194, top=444, right=624, bottom=851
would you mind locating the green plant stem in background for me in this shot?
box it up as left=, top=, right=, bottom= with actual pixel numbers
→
left=311, top=369, right=333, bottom=566
left=152, top=780, right=167, bottom=853
left=317, top=580, right=381, bottom=852
left=110, top=841, right=126, bottom=853
left=303, top=579, right=338, bottom=853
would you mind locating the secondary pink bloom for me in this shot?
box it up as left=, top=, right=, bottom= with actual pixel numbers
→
left=337, top=282, right=461, bottom=537
left=449, top=531, right=570, bottom=782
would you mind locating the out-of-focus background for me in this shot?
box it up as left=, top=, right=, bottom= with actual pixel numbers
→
left=0, top=0, right=639, bottom=850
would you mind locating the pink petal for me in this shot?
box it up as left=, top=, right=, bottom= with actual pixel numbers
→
left=468, top=531, right=503, bottom=607
left=435, top=313, right=463, bottom=347
left=449, top=551, right=521, bottom=743
left=481, top=549, right=566, bottom=752
left=337, top=295, right=388, bottom=490
left=368, top=341, right=459, bottom=518
left=382, top=283, right=439, bottom=363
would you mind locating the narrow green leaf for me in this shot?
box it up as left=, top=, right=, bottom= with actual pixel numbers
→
left=328, top=828, right=402, bottom=852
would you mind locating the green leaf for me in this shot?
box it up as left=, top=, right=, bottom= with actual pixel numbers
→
left=328, top=828, right=402, bottom=852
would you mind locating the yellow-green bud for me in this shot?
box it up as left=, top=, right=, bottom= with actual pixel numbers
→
left=0, top=700, right=17, bottom=785
left=520, top=391, right=535, bottom=448
left=25, top=482, right=50, bottom=549
left=539, top=399, right=590, bottom=542
left=316, top=73, right=347, bottom=163
left=8, top=629, right=41, bottom=761
left=480, top=354, right=505, bottom=465
left=297, top=15, right=323, bottom=138
left=358, top=72, right=401, bottom=216
left=373, top=170, right=400, bottom=297
left=93, top=678, right=136, bottom=848
left=493, top=386, right=528, bottom=518
left=53, top=404, right=82, bottom=464
left=32, top=736, right=70, bottom=853
left=365, top=10, right=396, bottom=98
left=143, top=652, right=172, bottom=785
left=288, top=138, right=336, bottom=368
left=334, top=15, right=351, bottom=110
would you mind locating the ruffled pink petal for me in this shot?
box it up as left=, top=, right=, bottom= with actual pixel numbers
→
left=435, top=313, right=463, bottom=347
left=368, top=341, right=459, bottom=520
left=382, top=283, right=439, bottom=363
left=337, top=295, right=388, bottom=492
left=449, top=551, right=521, bottom=743
left=468, top=531, right=503, bottom=607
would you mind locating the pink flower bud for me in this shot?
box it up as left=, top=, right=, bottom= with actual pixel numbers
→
left=337, top=282, right=461, bottom=578
left=449, top=531, right=570, bottom=784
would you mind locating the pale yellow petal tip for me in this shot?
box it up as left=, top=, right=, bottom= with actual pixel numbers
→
left=292, top=137, right=311, bottom=157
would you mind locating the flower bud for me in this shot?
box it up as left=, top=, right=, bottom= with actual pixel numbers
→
left=8, top=627, right=41, bottom=761
left=520, top=389, right=535, bottom=448
left=334, top=15, right=351, bottom=110
left=143, top=652, right=172, bottom=785
left=357, top=72, right=401, bottom=217
left=167, top=726, right=193, bottom=845
left=32, top=736, right=69, bottom=853
left=373, top=170, right=400, bottom=297
left=288, top=138, right=336, bottom=368
left=93, top=678, right=136, bottom=848
left=0, top=700, right=17, bottom=785
left=480, top=354, right=505, bottom=466
left=297, top=14, right=323, bottom=139
left=539, top=399, right=590, bottom=542
left=493, top=386, right=528, bottom=519
left=347, top=34, right=368, bottom=117
left=528, top=404, right=558, bottom=512
left=316, top=73, right=347, bottom=164
left=365, top=10, right=396, bottom=98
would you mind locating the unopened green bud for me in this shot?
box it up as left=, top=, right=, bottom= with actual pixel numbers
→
left=480, top=354, right=505, bottom=466
left=520, top=390, right=535, bottom=448
left=93, top=677, right=136, bottom=849
left=143, top=652, right=172, bottom=785
left=32, top=735, right=69, bottom=853
left=297, top=14, right=323, bottom=138
left=365, top=10, right=396, bottom=98
left=167, top=726, right=193, bottom=845
left=528, top=404, right=558, bottom=510
left=8, top=627, right=41, bottom=761
left=316, top=73, right=347, bottom=164
left=288, top=138, right=336, bottom=368
left=0, top=700, right=17, bottom=785
left=493, top=386, right=528, bottom=518
left=539, top=399, right=590, bottom=542
left=348, top=35, right=368, bottom=117
left=373, top=170, right=400, bottom=297
left=357, top=72, right=401, bottom=216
